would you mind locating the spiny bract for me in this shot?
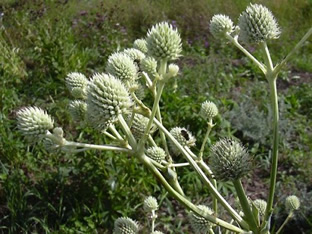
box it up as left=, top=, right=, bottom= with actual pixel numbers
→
left=238, top=3, right=280, bottom=44
left=146, top=22, right=182, bottom=61
left=17, top=106, right=54, bottom=137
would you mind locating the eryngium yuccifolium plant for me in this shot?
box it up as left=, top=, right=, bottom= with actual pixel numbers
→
left=253, top=199, right=267, bottom=216
left=123, top=48, right=146, bottom=63
left=65, top=72, right=89, bottom=99
left=189, top=205, right=214, bottom=234
left=210, top=138, right=251, bottom=181
left=238, top=3, right=280, bottom=44
left=141, top=56, right=158, bottom=77
left=200, top=101, right=218, bottom=120
left=146, top=146, right=166, bottom=163
left=17, top=107, right=54, bottom=138
left=210, top=14, right=234, bottom=39
left=285, top=195, right=300, bottom=211
left=169, top=127, right=196, bottom=155
left=113, top=217, right=139, bottom=234
left=68, top=100, right=87, bottom=122
left=133, top=38, right=148, bottom=54
left=86, top=73, right=132, bottom=128
left=106, top=53, right=138, bottom=83
left=129, top=113, right=156, bottom=139
left=168, top=63, right=179, bottom=77
left=143, top=196, right=158, bottom=212
left=146, top=22, right=182, bottom=61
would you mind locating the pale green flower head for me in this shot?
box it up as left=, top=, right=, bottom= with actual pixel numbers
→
left=238, top=3, right=280, bottom=44
left=17, top=106, right=54, bottom=138
left=128, top=113, right=156, bottom=139
left=189, top=205, right=214, bottom=234
left=168, top=64, right=179, bottom=77
left=210, top=138, right=251, bottom=181
left=146, top=22, right=182, bottom=61
left=133, top=38, right=148, bottom=54
left=146, top=146, right=166, bottom=163
left=210, top=14, right=234, bottom=39
left=106, top=52, right=137, bottom=82
left=143, top=196, right=158, bottom=212
left=86, top=73, right=132, bottom=128
left=141, top=56, right=158, bottom=77
left=68, top=100, right=87, bottom=122
left=113, top=217, right=139, bottom=234
left=169, top=127, right=196, bottom=155
left=200, top=101, right=218, bottom=120
left=285, top=195, right=300, bottom=211
left=123, top=48, right=146, bottom=63
left=65, top=72, right=88, bottom=99
left=253, top=199, right=267, bottom=216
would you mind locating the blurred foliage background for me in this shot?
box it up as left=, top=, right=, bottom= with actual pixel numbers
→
left=0, top=0, right=311, bottom=233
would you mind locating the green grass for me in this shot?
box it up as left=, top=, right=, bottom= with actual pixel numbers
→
left=0, top=0, right=312, bottom=232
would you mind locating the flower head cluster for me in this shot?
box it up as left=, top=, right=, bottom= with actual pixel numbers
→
left=68, top=100, right=87, bottom=122
left=128, top=113, right=156, bottom=139
left=253, top=199, right=267, bottom=216
left=238, top=3, right=280, bottom=44
left=189, top=205, right=214, bottom=234
left=113, top=217, right=139, bottom=234
left=146, top=146, right=166, bottom=163
left=210, top=138, right=251, bottom=181
left=143, top=196, right=158, bottom=212
left=169, top=127, right=196, bottom=155
left=65, top=72, right=89, bottom=99
left=133, top=38, right=148, bottom=54
left=200, top=101, right=218, bottom=120
left=17, top=107, right=54, bottom=138
left=210, top=14, right=234, bottom=39
left=285, top=195, right=300, bottom=212
left=146, top=22, right=182, bottom=61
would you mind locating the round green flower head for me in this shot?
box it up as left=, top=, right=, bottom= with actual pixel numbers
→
left=113, top=217, right=139, bottom=234
left=133, top=38, right=148, bottom=54
left=143, top=196, right=158, bottom=212
left=106, top=52, right=137, bottom=83
left=168, top=64, right=179, bottom=77
left=87, top=73, right=132, bottom=128
left=238, top=3, right=280, bottom=44
left=68, top=100, right=87, bottom=122
left=128, top=113, right=156, bottom=139
left=200, top=101, right=218, bottom=120
left=169, top=127, right=196, bottom=155
left=65, top=72, right=88, bottom=99
left=146, top=146, right=166, bottom=163
left=189, top=205, right=214, bottom=234
left=17, top=106, right=54, bottom=138
left=210, top=138, right=251, bottom=181
left=210, top=14, right=234, bottom=39
left=253, top=199, right=267, bottom=216
left=146, top=22, right=182, bottom=61
left=285, top=195, right=300, bottom=211
left=141, top=56, right=158, bottom=77
left=123, top=48, right=146, bottom=63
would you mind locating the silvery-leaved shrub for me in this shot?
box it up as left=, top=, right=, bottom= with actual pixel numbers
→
left=16, top=3, right=312, bottom=232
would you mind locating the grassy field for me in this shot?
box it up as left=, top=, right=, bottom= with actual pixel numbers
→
left=0, top=0, right=312, bottom=233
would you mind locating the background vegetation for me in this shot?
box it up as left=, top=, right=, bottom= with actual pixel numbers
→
left=0, top=0, right=311, bottom=233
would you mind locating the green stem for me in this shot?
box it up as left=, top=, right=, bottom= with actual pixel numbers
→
left=109, top=125, right=124, bottom=141
left=199, top=119, right=213, bottom=160
left=64, top=141, right=132, bottom=153
left=151, top=210, right=156, bottom=232
left=212, top=179, right=218, bottom=216
left=276, top=212, right=294, bottom=234
left=139, top=153, right=246, bottom=233
left=153, top=118, right=248, bottom=229
left=118, top=115, right=137, bottom=148
left=233, top=180, right=258, bottom=232
left=226, top=34, right=267, bottom=74
left=156, top=104, right=170, bottom=157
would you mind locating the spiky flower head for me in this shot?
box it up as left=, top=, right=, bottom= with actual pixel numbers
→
left=253, top=199, right=267, bottom=216
left=141, top=56, right=158, bottom=77
left=146, top=22, right=182, bottom=61
left=133, top=38, right=148, bottom=54
left=128, top=113, right=156, bottom=139
left=189, top=205, right=214, bottom=234
left=68, top=100, right=87, bottom=122
left=146, top=146, right=166, bottom=163
left=169, top=127, right=196, bottom=155
left=17, top=107, right=54, bottom=138
left=238, top=4, right=280, bottom=44
left=210, top=138, right=251, bottom=181
left=123, top=48, right=146, bottom=63
left=113, top=217, right=139, bottom=234
left=210, top=14, right=234, bottom=39
left=106, top=53, right=137, bottom=83
left=168, top=64, right=179, bottom=77
left=200, top=101, right=218, bottom=120
left=143, top=196, right=158, bottom=212
left=65, top=72, right=88, bottom=99
left=87, top=73, right=132, bottom=129
left=285, top=195, right=300, bottom=211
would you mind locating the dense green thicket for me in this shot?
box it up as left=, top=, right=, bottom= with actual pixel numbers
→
left=0, top=0, right=311, bottom=232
